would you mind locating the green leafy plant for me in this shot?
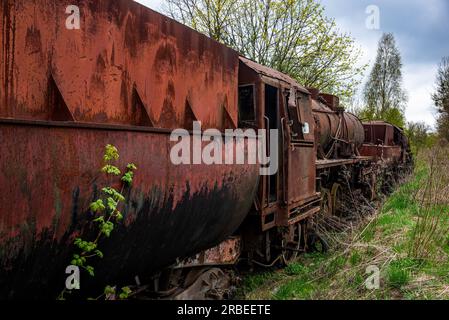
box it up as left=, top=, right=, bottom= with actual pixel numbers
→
left=59, top=144, right=137, bottom=300
left=387, top=259, right=414, bottom=289
left=102, top=285, right=133, bottom=300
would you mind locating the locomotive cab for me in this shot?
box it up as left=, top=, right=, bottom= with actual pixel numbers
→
left=237, top=57, right=321, bottom=264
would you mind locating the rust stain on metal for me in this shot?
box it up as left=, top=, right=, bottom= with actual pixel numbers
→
left=0, top=0, right=415, bottom=300
left=361, top=121, right=408, bottom=163
left=175, top=237, right=242, bottom=268
left=0, top=0, right=239, bottom=130
left=310, top=89, right=364, bottom=159
left=0, top=0, right=259, bottom=299
left=238, top=57, right=320, bottom=230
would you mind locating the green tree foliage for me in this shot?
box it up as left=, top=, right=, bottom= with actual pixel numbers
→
left=164, top=0, right=366, bottom=101
left=406, top=121, right=435, bottom=154
left=165, top=0, right=238, bottom=42
left=362, top=33, right=407, bottom=128
left=432, top=57, right=449, bottom=140
left=436, top=116, right=449, bottom=142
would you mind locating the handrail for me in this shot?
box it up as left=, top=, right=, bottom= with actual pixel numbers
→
left=281, top=117, right=287, bottom=205
left=264, top=115, right=270, bottom=207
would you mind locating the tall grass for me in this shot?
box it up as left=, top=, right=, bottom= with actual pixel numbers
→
left=409, top=144, right=449, bottom=261
left=242, top=143, right=449, bottom=300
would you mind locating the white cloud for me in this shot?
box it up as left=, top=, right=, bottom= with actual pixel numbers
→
left=407, top=0, right=448, bottom=25
left=355, top=42, right=439, bottom=129
left=322, top=2, right=440, bottom=128
left=403, top=64, right=438, bottom=128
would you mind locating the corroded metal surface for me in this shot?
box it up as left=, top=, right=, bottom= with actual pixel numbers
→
left=361, top=121, right=410, bottom=163
left=0, top=120, right=259, bottom=299
left=239, top=57, right=310, bottom=94
left=0, top=0, right=259, bottom=299
left=311, top=92, right=364, bottom=159
left=174, top=237, right=242, bottom=268
left=238, top=58, right=320, bottom=231
left=363, top=121, right=396, bottom=146
left=0, top=0, right=415, bottom=300
left=1, top=0, right=239, bottom=130
left=359, top=144, right=402, bottom=163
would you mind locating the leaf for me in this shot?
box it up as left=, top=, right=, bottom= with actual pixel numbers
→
left=85, top=265, right=95, bottom=277
left=95, top=249, right=104, bottom=259
left=104, top=285, right=116, bottom=296
left=90, top=199, right=105, bottom=213
left=71, top=256, right=84, bottom=267
left=74, top=239, right=97, bottom=252
left=119, top=286, right=132, bottom=299
left=94, top=216, right=105, bottom=223
left=104, top=145, right=120, bottom=162
left=115, top=212, right=123, bottom=221
left=102, top=187, right=125, bottom=202
left=107, top=197, right=118, bottom=212
left=100, top=221, right=115, bottom=237
left=102, top=165, right=121, bottom=176
left=121, top=172, right=134, bottom=185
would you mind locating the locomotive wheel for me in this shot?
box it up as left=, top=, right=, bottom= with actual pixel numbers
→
left=281, top=224, right=302, bottom=265
left=173, top=268, right=231, bottom=300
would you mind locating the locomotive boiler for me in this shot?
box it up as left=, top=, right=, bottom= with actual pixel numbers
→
left=309, top=89, right=365, bottom=159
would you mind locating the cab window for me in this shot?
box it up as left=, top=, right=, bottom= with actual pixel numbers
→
left=238, top=85, right=256, bottom=126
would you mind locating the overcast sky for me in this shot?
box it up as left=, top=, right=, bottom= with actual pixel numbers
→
left=135, top=0, right=449, bottom=128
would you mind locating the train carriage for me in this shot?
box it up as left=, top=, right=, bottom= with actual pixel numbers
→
left=0, top=0, right=413, bottom=299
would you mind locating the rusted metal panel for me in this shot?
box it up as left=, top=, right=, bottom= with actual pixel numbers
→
left=238, top=58, right=320, bottom=229
left=363, top=121, right=396, bottom=146
left=0, top=120, right=259, bottom=298
left=319, top=94, right=340, bottom=111
left=362, top=122, right=411, bottom=166
left=1, top=0, right=239, bottom=130
left=174, top=237, right=242, bottom=268
left=285, top=90, right=317, bottom=212
left=286, top=143, right=317, bottom=207
left=312, top=97, right=364, bottom=159
left=359, top=144, right=402, bottom=163
left=239, top=57, right=309, bottom=94
left=0, top=0, right=260, bottom=299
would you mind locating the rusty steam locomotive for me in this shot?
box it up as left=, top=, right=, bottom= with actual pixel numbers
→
left=0, top=0, right=412, bottom=299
